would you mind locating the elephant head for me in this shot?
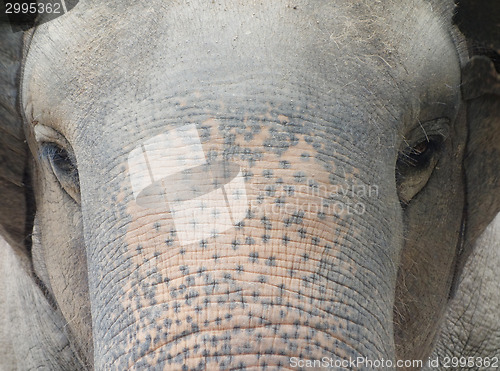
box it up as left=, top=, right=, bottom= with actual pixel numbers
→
left=0, top=0, right=499, bottom=369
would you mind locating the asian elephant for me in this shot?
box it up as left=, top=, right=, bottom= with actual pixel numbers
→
left=0, top=0, right=499, bottom=369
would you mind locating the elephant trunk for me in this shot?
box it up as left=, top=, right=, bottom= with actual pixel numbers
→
left=79, top=121, right=402, bottom=369
left=89, top=234, right=397, bottom=368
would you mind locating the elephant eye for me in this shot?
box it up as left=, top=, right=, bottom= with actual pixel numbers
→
left=397, top=138, right=442, bottom=169
left=396, top=135, right=445, bottom=204
left=43, top=143, right=81, bottom=203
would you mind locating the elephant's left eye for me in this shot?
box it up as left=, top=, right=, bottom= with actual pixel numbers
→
left=43, top=143, right=81, bottom=203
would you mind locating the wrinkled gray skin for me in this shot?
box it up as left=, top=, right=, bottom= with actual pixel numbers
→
left=0, top=0, right=499, bottom=369
left=428, top=213, right=500, bottom=369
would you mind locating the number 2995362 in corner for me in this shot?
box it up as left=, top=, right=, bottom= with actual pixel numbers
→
left=1, top=1, right=79, bottom=32
left=427, top=356, right=499, bottom=369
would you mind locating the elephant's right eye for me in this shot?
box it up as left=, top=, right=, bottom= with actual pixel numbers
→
left=43, top=143, right=81, bottom=204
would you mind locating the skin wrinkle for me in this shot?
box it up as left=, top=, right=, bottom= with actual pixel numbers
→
left=123, top=226, right=390, bottom=292
left=135, top=250, right=382, bottom=296
left=116, top=323, right=363, bottom=366
left=99, top=269, right=371, bottom=336
left=128, top=276, right=384, bottom=330
left=151, top=332, right=348, bottom=364
left=136, top=249, right=391, bottom=315
left=127, top=325, right=356, bottom=367
left=120, top=238, right=382, bottom=348
left=430, top=214, right=500, bottom=361
left=29, top=24, right=406, bottom=147
left=30, top=164, right=94, bottom=363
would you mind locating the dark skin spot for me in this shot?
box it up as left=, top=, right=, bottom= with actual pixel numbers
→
left=282, top=235, right=290, bottom=246
left=242, top=170, right=254, bottom=182
left=265, top=257, right=276, bottom=266
left=298, top=228, right=307, bottom=239
left=249, top=252, right=259, bottom=263
left=294, top=171, right=307, bottom=183
left=275, top=197, right=285, bottom=207
left=263, top=169, right=273, bottom=178
left=279, top=160, right=291, bottom=169
left=284, top=185, right=295, bottom=196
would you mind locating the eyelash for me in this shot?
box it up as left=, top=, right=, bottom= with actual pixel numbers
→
left=43, top=143, right=77, bottom=172
left=397, top=137, right=443, bottom=169
left=41, top=142, right=80, bottom=200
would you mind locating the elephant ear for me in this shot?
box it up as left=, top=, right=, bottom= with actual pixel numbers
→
left=0, top=23, right=30, bottom=256
left=454, top=1, right=500, bottom=259
left=454, top=0, right=500, bottom=54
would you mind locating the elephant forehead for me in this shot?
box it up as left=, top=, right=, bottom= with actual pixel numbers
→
left=22, top=0, right=460, bottom=136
